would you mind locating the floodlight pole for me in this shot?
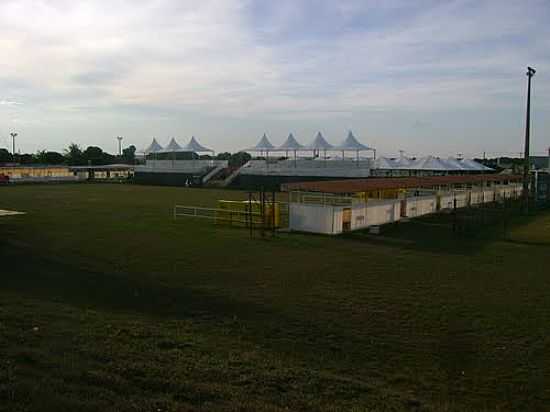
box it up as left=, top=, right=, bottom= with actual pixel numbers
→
left=117, top=136, right=123, bottom=157
left=522, top=66, right=536, bottom=214
left=10, top=132, right=17, bottom=158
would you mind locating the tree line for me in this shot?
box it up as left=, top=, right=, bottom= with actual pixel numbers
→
left=0, top=143, right=137, bottom=166
left=0, top=144, right=252, bottom=167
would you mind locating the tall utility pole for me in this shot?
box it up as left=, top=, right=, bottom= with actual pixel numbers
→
left=523, top=66, right=536, bottom=213
left=10, top=132, right=18, bottom=159
left=117, top=136, right=123, bottom=157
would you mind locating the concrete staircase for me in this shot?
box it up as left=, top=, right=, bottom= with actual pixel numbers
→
left=206, top=163, right=246, bottom=187
left=201, top=164, right=227, bottom=185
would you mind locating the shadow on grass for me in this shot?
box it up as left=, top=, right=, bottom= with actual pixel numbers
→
left=342, top=211, right=544, bottom=256
left=501, top=238, right=550, bottom=247
left=1, top=241, right=270, bottom=322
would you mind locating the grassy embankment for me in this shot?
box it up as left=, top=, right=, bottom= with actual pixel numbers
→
left=1, top=184, right=549, bottom=411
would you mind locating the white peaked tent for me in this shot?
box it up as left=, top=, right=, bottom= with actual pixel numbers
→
left=246, top=133, right=275, bottom=157
left=374, top=156, right=399, bottom=169
left=159, top=137, right=185, bottom=165
left=184, top=136, right=214, bottom=153
left=395, top=154, right=413, bottom=168
left=459, top=158, right=493, bottom=171
left=277, top=133, right=304, bottom=166
left=444, top=157, right=471, bottom=171
left=334, top=131, right=376, bottom=161
left=409, top=156, right=451, bottom=171
left=305, top=132, right=333, bottom=159
left=278, top=133, right=303, bottom=151
left=143, top=138, right=164, bottom=155
left=162, top=138, right=184, bottom=153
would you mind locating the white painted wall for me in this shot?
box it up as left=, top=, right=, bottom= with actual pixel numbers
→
left=405, top=196, right=437, bottom=217
left=470, top=191, right=484, bottom=205
left=351, top=204, right=368, bottom=230
left=454, top=192, right=469, bottom=208
left=365, top=200, right=401, bottom=226
left=289, top=203, right=336, bottom=234
left=439, top=194, right=455, bottom=210
left=332, top=207, right=344, bottom=234
left=289, top=200, right=402, bottom=235
left=482, top=189, right=495, bottom=203
left=288, top=183, right=522, bottom=236
left=495, top=186, right=514, bottom=200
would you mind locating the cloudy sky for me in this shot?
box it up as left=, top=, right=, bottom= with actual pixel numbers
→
left=0, top=0, right=549, bottom=157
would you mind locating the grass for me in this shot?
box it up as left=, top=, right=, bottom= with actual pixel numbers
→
left=0, top=183, right=549, bottom=411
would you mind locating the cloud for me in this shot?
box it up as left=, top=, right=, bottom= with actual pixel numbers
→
left=0, top=100, right=23, bottom=106
left=0, top=0, right=549, bottom=154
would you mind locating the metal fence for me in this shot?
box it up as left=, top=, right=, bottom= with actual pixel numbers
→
left=174, top=205, right=263, bottom=225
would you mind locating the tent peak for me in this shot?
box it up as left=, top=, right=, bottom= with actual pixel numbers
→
left=334, top=131, right=372, bottom=151
left=277, top=133, right=304, bottom=150
left=246, top=133, right=275, bottom=151
left=305, top=132, right=333, bottom=150
left=183, top=136, right=213, bottom=153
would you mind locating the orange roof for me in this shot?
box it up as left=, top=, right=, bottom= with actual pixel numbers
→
left=282, top=174, right=522, bottom=194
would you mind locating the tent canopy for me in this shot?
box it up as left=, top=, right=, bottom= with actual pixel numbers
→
left=184, top=136, right=213, bottom=153
left=459, top=158, right=493, bottom=171
left=246, top=133, right=275, bottom=152
left=162, top=137, right=184, bottom=153
left=374, top=156, right=399, bottom=169
left=409, top=156, right=451, bottom=171
left=277, top=133, right=304, bottom=150
left=143, top=138, right=164, bottom=154
left=305, top=132, right=333, bottom=150
left=395, top=155, right=413, bottom=168
left=334, top=131, right=373, bottom=151
left=443, top=157, right=471, bottom=171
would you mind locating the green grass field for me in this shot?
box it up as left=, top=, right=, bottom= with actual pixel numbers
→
left=1, top=184, right=549, bottom=411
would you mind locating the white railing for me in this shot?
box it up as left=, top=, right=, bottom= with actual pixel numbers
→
left=173, top=205, right=262, bottom=225
left=137, top=160, right=228, bottom=174
left=239, top=159, right=373, bottom=177
left=289, top=191, right=355, bottom=206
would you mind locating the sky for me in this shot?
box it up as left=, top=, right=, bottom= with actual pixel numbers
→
left=0, top=0, right=549, bottom=158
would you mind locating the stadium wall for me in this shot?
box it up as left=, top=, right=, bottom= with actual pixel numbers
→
left=133, top=171, right=198, bottom=186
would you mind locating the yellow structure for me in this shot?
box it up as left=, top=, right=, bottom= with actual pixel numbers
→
left=217, top=200, right=281, bottom=228
left=0, top=165, right=73, bottom=179
left=354, top=188, right=406, bottom=200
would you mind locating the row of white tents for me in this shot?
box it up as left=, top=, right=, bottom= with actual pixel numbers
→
left=245, top=131, right=375, bottom=157
left=139, top=132, right=491, bottom=172
left=245, top=131, right=491, bottom=171
left=374, top=155, right=493, bottom=171
left=140, top=131, right=374, bottom=159
left=141, top=137, right=214, bottom=155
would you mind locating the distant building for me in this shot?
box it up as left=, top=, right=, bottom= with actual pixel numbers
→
left=0, top=165, right=78, bottom=183
left=0, top=164, right=135, bottom=183
left=69, top=164, right=134, bottom=180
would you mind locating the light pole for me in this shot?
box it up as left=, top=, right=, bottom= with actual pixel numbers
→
left=10, top=132, right=17, bottom=155
left=117, top=136, right=123, bottom=157
left=10, top=132, right=18, bottom=161
left=522, top=66, right=536, bottom=213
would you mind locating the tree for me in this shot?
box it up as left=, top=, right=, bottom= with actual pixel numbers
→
left=122, top=145, right=136, bottom=164
left=82, top=146, right=117, bottom=165
left=0, top=148, right=13, bottom=163
left=216, top=152, right=231, bottom=161
left=35, top=150, right=65, bottom=165
left=229, top=151, right=251, bottom=167
left=64, top=143, right=84, bottom=165
left=18, top=154, right=34, bottom=164
left=82, top=146, right=104, bottom=165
